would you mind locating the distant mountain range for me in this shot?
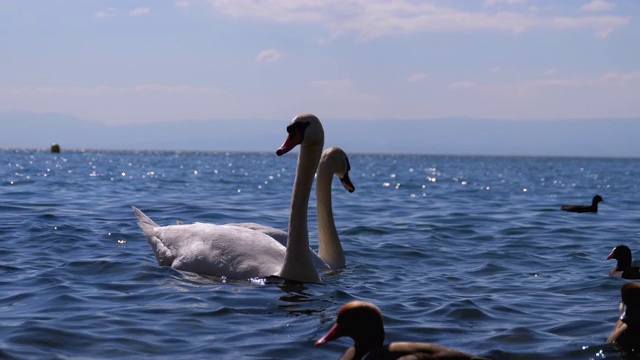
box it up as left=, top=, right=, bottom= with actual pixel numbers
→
left=1, top=111, right=639, bottom=157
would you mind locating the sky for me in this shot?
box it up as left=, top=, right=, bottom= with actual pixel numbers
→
left=1, top=0, right=639, bottom=126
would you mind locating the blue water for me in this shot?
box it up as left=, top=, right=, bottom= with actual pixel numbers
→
left=1, top=149, right=639, bottom=359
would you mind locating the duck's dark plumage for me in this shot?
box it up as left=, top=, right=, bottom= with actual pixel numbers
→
left=561, top=194, right=603, bottom=213
left=608, top=245, right=640, bottom=280
left=607, top=282, right=640, bottom=354
left=315, top=301, right=490, bottom=360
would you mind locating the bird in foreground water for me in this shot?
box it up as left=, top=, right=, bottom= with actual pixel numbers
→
left=315, top=301, right=490, bottom=360
left=607, top=282, right=640, bottom=354
left=607, top=245, right=640, bottom=280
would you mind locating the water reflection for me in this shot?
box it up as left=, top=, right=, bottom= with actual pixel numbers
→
left=273, top=280, right=336, bottom=316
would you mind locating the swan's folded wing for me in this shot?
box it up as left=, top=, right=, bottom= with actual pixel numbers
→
left=226, top=222, right=329, bottom=270
left=151, top=223, right=286, bottom=278
left=227, top=222, right=288, bottom=245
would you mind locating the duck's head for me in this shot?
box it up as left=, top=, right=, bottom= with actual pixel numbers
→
left=593, top=195, right=604, bottom=205
left=315, top=301, right=385, bottom=348
left=276, top=113, right=324, bottom=156
left=608, top=245, right=632, bottom=262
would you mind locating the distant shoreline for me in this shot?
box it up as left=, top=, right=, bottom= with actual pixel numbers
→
left=2, top=111, right=639, bottom=158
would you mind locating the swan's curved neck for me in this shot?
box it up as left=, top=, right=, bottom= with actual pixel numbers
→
left=316, top=161, right=345, bottom=269
left=278, top=142, right=322, bottom=283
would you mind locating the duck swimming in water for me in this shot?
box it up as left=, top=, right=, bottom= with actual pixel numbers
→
left=560, top=195, right=603, bottom=213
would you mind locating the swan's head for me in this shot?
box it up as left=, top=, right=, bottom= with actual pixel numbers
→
left=276, top=113, right=324, bottom=156
left=321, top=147, right=355, bottom=193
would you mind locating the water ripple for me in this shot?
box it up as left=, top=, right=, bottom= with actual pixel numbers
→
left=1, top=151, right=639, bottom=359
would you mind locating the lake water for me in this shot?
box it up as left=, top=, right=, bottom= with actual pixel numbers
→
left=1, top=149, right=639, bottom=359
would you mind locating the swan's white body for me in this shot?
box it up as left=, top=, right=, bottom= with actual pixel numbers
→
left=133, top=209, right=284, bottom=278
left=224, top=223, right=328, bottom=269
left=133, top=114, right=331, bottom=283
left=226, top=146, right=353, bottom=269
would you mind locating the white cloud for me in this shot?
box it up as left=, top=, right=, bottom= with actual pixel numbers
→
left=0, top=84, right=226, bottom=124
left=407, top=73, right=428, bottom=82
left=447, top=72, right=640, bottom=92
left=581, top=0, right=615, bottom=12
left=128, top=7, right=150, bottom=17
left=256, top=49, right=282, bottom=62
left=2, top=73, right=639, bottom=123
left=551, top=15, right=627, bottom=39
left=208, top=0, right=629, bottom=40
left=175, top=1, right=190, bottom=8
left=0, top=84, right=224, bottom=96
left=436, top=72, right=640, bottom=120
left=529, top=72, right=640, bottom=87
left=95, top=8, right=116, bottom=18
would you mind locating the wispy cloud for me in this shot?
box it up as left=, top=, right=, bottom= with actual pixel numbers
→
left=551, top=15, right=626, bottom=39
left=0, top=84, right=224, bottom=96
left=407, top=73, right=428, bottom=82
left=175, top=0, right=190, bottom=8
left=128, top=7, right=151, bottom=17
left=581, top=0, right=615, bottom=12
left=209, top=0, right=629, bottom=40
left=448, top=72, right=640, bottom=92
left=256, top=49, right=282, bottom=62
left=95, top=8, right=116, bottom=18
left=528, top=72, right=640, bottom=87
left=442, top=72, right=640, bottom=119
left=0, top=84, right=226, bottom=124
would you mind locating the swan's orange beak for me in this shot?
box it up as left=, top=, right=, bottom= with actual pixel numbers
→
left=315, top=322, right=344, bottom=347
left=276, top=127, right=304, bottom=156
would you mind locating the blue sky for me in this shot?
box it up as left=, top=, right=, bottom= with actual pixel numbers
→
left=1, top=0, right=639, bottom=125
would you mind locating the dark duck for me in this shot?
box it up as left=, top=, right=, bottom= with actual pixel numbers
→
left=315, top=301, right=490, bottom=360
left=608, top=245, right=640, bottom=279
left=607, top=282, right=640, bottom=354
left=561, top=194, right=603, bottom=213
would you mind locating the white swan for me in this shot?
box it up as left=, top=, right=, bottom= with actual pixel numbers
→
left=227, top=146, right=354, bottom=269
left=133, top=113, right=326, bottom=283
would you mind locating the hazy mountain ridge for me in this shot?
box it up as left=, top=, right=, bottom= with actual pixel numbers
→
left=1, top=111, right=639, bottom=157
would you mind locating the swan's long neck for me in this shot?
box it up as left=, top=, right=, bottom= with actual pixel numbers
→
left=316, top=161, right=345, bottom=269
left=278, top=142, right=322, bottom=283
